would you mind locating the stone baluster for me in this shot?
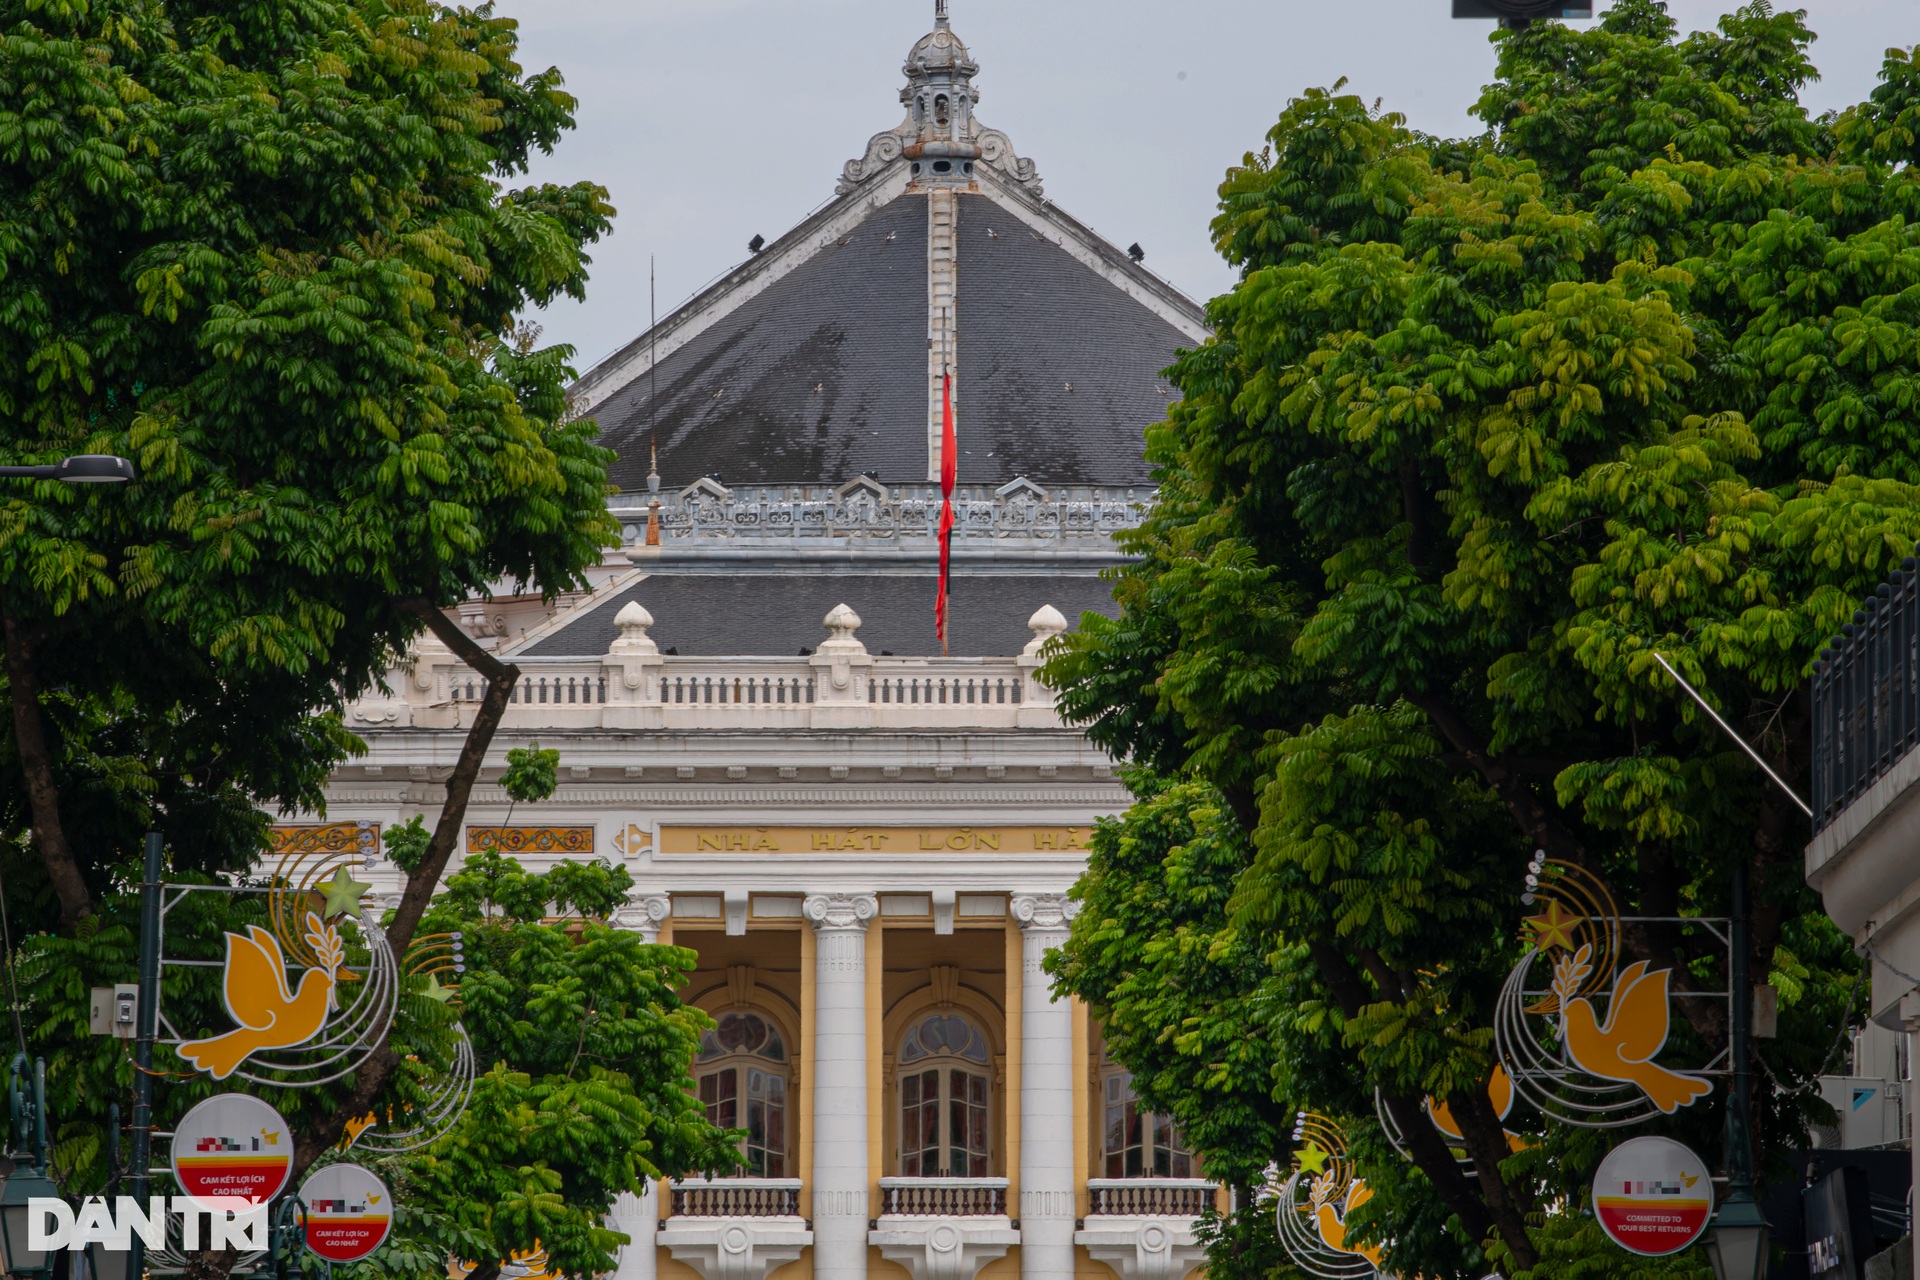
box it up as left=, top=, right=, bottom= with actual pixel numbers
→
left=1013, top=893, right=1079, bottom=1280
left=806, top=893, right=876, bottom=1280
left=605, top=600, right=666, bottom=727
left=1016, top=606, right=1066, bottom=727
left=809, top=604, right=875, bottom=728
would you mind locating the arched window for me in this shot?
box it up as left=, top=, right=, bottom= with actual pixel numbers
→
left=1101, top=1068, right=1193, bottom=1179
left=897, top=1012, right=991, bottom=1177
left=696, top=1011, right=790, bottom=1176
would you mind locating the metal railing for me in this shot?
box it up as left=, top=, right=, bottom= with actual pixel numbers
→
left=669, top=1177, right=803, bottom=1217
left=1812, top=556, right=1920, bottom=831
left=1085, top=1179, right=1216, bottom=1217
left=877, top=1177, right=1009, bottom=1216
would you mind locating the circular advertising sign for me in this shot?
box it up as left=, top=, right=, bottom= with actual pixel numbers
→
left=299, top=1164, right=395, bottom=1263
left=170, top=1093, right=295, bottom=1209
left=1592, top=1135, right=1714, bottom=1256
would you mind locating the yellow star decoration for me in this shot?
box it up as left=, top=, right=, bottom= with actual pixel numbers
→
left=422, top=975, right=457, bottom=1004
left=1296, top=1142, right=1331, bottom=1175
left=1524, top=900, right=1582, bottom=952
left=318, top=866, right=373, bottom=918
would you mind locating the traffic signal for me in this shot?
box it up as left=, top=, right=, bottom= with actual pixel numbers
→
left=1452, top=0, right=1594, bottom=26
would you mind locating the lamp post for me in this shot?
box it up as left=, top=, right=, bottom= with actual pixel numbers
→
left=1702, top=858, right=1770, bottom=1280
left=0, top=455, right=135, bottom=485
left=0, top=1055, right=57, bottom=1279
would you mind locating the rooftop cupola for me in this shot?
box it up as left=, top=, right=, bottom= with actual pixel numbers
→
left=902, top=2, right=980, bottom=172
left=840, top=2, right=1040, bottom=195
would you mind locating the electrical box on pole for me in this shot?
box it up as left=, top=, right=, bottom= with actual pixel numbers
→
left=87, top=983, right=139, bottom=1037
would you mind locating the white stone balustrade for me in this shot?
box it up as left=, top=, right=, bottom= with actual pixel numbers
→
left=353, top=604, right=1063, bottom=732
left=1075, top=1180, right=1214, bottom=1280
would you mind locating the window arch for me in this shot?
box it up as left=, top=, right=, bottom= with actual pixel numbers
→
left=696, top=1011, right=790, bottom=1176
left=1101, top=1066, right=1193, bottom=1179
left=897, top=1012, right=991, bottom=1177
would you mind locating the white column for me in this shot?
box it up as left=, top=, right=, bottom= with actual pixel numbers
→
left=609, top=893, right=673, bottom=1280
left=807, top=893, right=877, bottom=1280
left=1013, top=893, right=1079, bottom=1280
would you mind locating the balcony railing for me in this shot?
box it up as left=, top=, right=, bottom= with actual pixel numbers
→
left=367, top=651, right=1055, bottom=734
left=669, top=1177, right=803, bottom=1218
left=1085, top=1178, right=1216, bottom=1217
left=1812, top=558, right=1920, bottom=831
left=878, top=1177, right=1009, bottom=1217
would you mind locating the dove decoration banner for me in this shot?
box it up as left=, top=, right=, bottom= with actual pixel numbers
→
left=1494, top=858, right=1725, bottom=1128
left=1591, top=1136, right=1713, bottom=1256
left=160, top=844, right=401, bottom=1087
left=1273, top=1113, right=1383, bottom=1279
left=298, top=1164, right=394, bottom=1262
left=170, top=1094, right=295, bottom=1209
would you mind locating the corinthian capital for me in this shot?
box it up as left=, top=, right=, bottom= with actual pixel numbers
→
left=1011, top=892, right=1078, bottom=932
left=804, top=892, right=878, bottom=932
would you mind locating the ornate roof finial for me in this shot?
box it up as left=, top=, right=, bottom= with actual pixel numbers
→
left=839, top=7, right=1040, bottom=196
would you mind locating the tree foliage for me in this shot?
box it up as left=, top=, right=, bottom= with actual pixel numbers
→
left=1047, top=4, right=1896, bottom=1276
left=0, top=0, right=617, bottom=928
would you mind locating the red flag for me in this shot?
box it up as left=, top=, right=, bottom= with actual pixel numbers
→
left=935, top=369, right=956, bottom=653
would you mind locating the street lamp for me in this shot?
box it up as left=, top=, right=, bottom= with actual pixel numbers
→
left=0, top=455, right=135, bottom=484
left=0, top=1055, right=56, bottom=1279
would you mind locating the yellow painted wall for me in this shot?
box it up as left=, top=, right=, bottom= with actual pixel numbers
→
left=868, top=1246, right=914, bottom=1280
left=657, top=1256, right=703, bottom=1280
left=766, top=1256, right=811, bottom=1280
left=977, top=1247, right=1021, bottom=1280
left=1076, top=1250, right=1122, bottom=1280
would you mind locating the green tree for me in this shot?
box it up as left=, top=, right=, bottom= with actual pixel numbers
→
left=0, top=0, right=616, bottom=927
left=1047, top=4, right=1892, bottom=1275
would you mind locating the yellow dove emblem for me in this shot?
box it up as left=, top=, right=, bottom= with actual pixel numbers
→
left=1552, top=945, right=1711, bottom=1114
left=1309, top=1174, right=1384, bottom=1267
left=178, top=912, right=343, bottom=1079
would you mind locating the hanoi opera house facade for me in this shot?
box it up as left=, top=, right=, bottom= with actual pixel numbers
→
left=293, top=12, right=1218, bottom=1280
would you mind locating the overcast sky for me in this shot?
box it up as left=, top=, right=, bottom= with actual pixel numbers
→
left=499, top=0, right=1913, bottom=372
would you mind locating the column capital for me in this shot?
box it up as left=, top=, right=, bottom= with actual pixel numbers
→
left=805, top=892, right=878, bottom=932
left=612, top=892, right=673, bottom=938
left=1011, top=892, right=1078, bottom=933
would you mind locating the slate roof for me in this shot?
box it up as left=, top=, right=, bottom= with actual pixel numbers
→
left=521, top=572, right=1116, bottom=658
left=586, top=189, right=1199, bottom=493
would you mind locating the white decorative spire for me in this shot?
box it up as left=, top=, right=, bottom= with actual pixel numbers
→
left=839, top=4, right=1040, bottom=195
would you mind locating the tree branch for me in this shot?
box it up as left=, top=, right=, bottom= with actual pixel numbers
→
left=286, top=598, right=519, bottom=1175
left=3, top=617, right=90, bottom=927
left=1304, top=937, right=1498, bottom=1257
left=1445, top=1080, right=1537, bottom=1271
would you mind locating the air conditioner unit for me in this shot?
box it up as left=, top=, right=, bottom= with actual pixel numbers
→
left=1818, top=1076, right=1902, bottom=1148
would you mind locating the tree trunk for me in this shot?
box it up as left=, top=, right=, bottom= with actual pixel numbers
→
left=1445, top=1080, right=1538, bottom=1271
left=283, top=597, right=519, bottom=1178
left=3, top=616, right=90, bottom=927
left=1407, top=690, right=1732, bottom=1045
left=1303, top=937, right=1504, bottom=1265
